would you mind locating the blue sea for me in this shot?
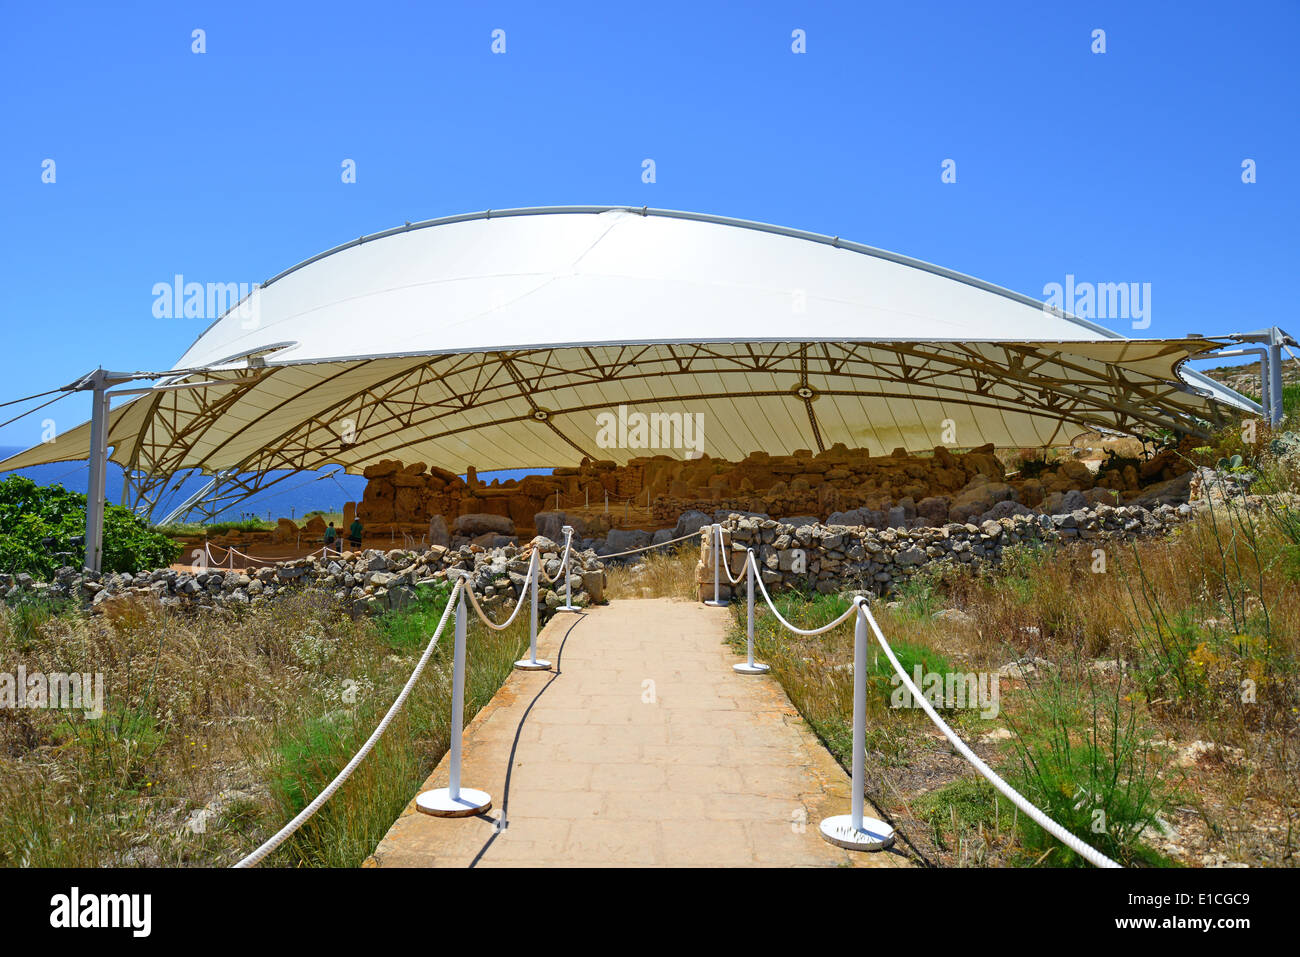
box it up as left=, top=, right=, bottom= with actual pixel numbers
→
left=0, top=446, right=549, bottom=523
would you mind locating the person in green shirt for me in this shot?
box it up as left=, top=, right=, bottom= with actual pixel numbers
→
left=323, top=522, right=338, bottom=550
left=348, top=518, right=363, bottom=548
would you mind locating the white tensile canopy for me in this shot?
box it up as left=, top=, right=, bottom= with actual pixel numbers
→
left=1, top=207, right=1258, bottom=509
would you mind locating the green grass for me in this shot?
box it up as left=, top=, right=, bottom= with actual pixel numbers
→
left=0, top=581, right=534, bottom=868
left=262, top=585, right=530, bottom=867
left=374, top=580, right=455, bottom=651
left=892, top=573, right=944, bottom=620
left=1229, top=380, right=1300, bottom=428
left=161, top=517, right=276, bottom=537
left=733, top=575, right=1186, bottom=867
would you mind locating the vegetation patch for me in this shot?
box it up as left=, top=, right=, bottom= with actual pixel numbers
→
left=0, top=475, right=180, bottom=577
left=0, top=584, right=529, bottom=867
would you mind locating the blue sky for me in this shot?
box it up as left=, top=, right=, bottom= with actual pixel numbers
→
left=1, top=0, right=1297, bottom=453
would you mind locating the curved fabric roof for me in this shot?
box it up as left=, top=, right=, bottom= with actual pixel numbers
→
left=1, top=206, right=1257, bottom=482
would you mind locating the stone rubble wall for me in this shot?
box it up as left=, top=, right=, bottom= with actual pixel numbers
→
left=694, top=500, right=1199, bottom=602
left=1, top=538, right=607, bottom=621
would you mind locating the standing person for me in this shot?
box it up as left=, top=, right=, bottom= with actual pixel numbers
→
left=323, top=521, right=337, bottom=552
left=348, top=516, right=363, bottom=548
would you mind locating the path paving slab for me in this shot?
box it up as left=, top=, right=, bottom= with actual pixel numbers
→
left=368, top=598, right=909, bottom=868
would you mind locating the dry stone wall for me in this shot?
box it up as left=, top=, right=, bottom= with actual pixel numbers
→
left=695, top=501, right=1197, bottom=602
left=3, top=538, right=606, bottom=621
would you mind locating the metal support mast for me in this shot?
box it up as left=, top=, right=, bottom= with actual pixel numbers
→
left=69, top=369, right=135, bottom=573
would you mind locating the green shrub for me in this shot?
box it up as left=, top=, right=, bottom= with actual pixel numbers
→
left=0, top=475, right=180, bottom=578
left=1003, top=668, right=1172, bottom=867
left=911, top=776, right=1015, bottom=852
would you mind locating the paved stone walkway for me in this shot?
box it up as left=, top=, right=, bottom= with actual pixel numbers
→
left=368, top=598, right=909, bottom=868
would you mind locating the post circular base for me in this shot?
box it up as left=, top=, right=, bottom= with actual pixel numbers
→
left=415, top=787, right=492, bottom=818
left=514, top=658, right=553, bottom=671
left=556, top=605, right=581, bottom=613
left=819, top=814, right=896, bottom=851
left=703, top=600, right=729, bottom=607
left=733, top=662, right=771, bottom=675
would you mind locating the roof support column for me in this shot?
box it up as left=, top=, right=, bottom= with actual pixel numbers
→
left=84, top=371, right=111, bottom=573
left=1268, top=328, right=1285, bottom=427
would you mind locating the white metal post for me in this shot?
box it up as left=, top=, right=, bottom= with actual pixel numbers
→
left=450, top=586, right=465, bottom=797
left=819, top=601, right=895, bottom=850
left=704, top=524, right=727, bottom=607
left=1268, top=329, right=1284, bottom=426
left=417, top=580, right=492, bottom=817
left=734, top=551, right=770, bottom=674
left=84, top=373, right=110, bottom=573
left=558, top=525, right=580, bottom=612
left=515, top=551, right=552, bottom=671
left=851, top=606, right=865, bottom=828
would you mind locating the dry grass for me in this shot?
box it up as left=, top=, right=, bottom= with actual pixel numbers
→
left=0, top=585, right=532, bottom=867
left=602, top=547, right=700, bottom=601
left=726, top=499, right=1300, bottom=867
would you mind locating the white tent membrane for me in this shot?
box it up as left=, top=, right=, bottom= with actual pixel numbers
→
left=0, top=207, right=1259, bottom=509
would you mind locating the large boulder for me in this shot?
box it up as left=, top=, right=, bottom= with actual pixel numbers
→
left=779, top=515, right=820, bottom=528
left=362, top=459, right=402, bottom=479
left=604, top=528, right=652, bottom=554
left=453, top=513, right=515, bottom=536
left=948, top=475, right=1016, bottom=524
left=471, top=532, right=515, bottom=548
left=672, top=509, right=713, bottom=540
left=427, top=515, right=450, bottom=547
left=1129, top=471, right=1193, bottom=508
left=827, top=507, right=886, bottom=529
left=826, top=508, right=865, bottom=527
left=915, top=496, right=951, bottom=525
left=534, top=510, right=588, bottom=543
left=975, top=500, right=1036, bottom=523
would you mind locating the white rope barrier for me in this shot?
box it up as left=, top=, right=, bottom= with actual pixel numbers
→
left=856, top=600, right=1121, bottom=868
left=201, top=540, right=340, bottom=570
left=460, top=550, right=536, bottom=632
left=710, top=525, right=751, bottom=586
left=233, top=579, right=464, bottom=867
left=751, top=565, right=859, bottom=636
left=554, top=526, right=580, bottom=611
left=595, top=526, right=707, bottom=560
left=705, top=519, right=1121, bottom=866
left=538, top=528, right=574, bottom=585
